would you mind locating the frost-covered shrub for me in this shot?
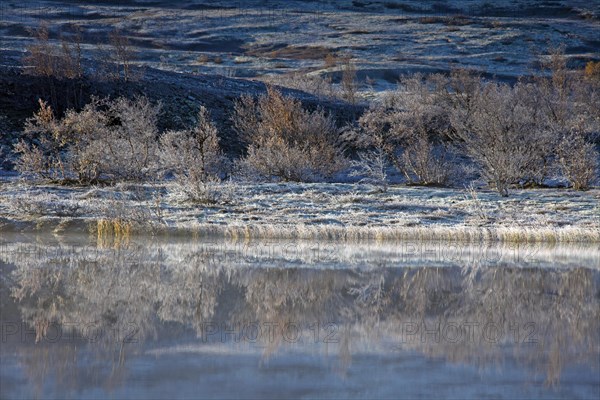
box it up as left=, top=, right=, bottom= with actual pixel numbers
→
left=263, top=72, right=336, bottom=100
left=353, top=66, right=599, bottom=193
left=341, top=57, right=358, bottom=105
left=23, top=23, right=83, bottom=80
left=167, top=179, right=237, bottom=205
left=232, top=88, right=346, bottom=182
left=349, top=148, right=388, bottom=191
left=14, top=99, right=71, bottom=181
left=160, top=106, right=230, bottom=202
left=15, top=96, right=161, bottom=184
left=447, top=81, right=549, bottom=196
left=353, top=74, right=453, bottom=186
left=84, top=96, right=161, bottom=181
left=160, top=106, right=223, bottom=180
left=400, top=137, right=453, bottom=186
left=557, top=133, right=598, bottom=190
left=445, top=55, right=599, bottom=194
left=584, top=61, right=600, bottom=81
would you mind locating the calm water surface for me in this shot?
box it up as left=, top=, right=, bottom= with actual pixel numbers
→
left=1, top=233, right=599, bottom=399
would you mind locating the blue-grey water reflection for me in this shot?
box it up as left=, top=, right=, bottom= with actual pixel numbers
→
left=1, top=233, right=599, bottom=399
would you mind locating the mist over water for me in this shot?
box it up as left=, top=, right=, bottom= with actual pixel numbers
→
left=1, top=234, right=598, bottom=399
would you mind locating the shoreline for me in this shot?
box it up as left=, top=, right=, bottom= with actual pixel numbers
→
left=1, top=179, right=598, bottom=244
left=1, top=219, right=598, bottom=244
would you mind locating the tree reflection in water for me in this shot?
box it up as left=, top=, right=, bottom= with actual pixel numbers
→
left=1, top=235, right=598, bottom=396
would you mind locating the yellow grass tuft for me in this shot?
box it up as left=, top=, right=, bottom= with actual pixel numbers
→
left=96, top=218, right=132, bottom=247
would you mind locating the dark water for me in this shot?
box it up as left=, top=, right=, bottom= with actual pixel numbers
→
left=1, top=234, right=599, bottom=399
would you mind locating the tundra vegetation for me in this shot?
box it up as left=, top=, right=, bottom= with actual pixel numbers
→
left=349, top=60, right=599, bottom=195
left=232, top=87, right=347, bottom=182
left=14, top=45, right=599, bottom=194
left=2, top=24, right=599, bottom=241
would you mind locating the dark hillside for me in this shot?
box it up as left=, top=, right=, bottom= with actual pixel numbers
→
left=0, top=65, right=361, bottom=168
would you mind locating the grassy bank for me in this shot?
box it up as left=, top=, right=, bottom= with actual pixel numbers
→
left=1, top=179, right=598, bottom=244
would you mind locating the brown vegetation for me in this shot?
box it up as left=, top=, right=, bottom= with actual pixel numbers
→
left=232, top=87, right=347, bottom=182
left=159, top=106, right=229, bottom=202
left=351, top=73, right=453, bottom=186
left=12, top=36, right=600, bottom=195
left=15, top=96, right=162, bottom=184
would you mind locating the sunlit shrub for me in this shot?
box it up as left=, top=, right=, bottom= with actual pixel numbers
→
left=232, top=87, right=346, bottom=182
left=15, top=96, right=161, bottom=183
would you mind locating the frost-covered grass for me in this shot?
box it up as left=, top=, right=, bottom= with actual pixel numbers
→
left=1, top=178, right=598, bottom=243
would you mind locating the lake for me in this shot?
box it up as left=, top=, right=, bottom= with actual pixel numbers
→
left=1, top=233, right=599, bottom=399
